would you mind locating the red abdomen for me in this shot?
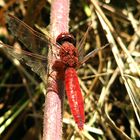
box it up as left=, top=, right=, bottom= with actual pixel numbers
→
left=65, top=67, right=85, bottom=130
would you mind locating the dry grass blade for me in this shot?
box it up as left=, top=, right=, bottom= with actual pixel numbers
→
left=91, top=0, right=140, bottom=129
left=104, top=103, right=132, bottom=140
left=96, top=8, right=140, bottom=127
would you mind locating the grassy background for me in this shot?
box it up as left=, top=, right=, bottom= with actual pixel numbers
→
left=0, top=0, right=140, bottom=139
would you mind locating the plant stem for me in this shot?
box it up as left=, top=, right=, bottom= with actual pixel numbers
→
left=43, top=0, right=70, bottom=140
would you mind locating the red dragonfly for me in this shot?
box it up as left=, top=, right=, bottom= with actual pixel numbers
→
left=0, top=14, right=106, bottom=130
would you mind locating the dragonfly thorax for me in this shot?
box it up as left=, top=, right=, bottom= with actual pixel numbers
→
left=60, top=42, right=79, bottom=68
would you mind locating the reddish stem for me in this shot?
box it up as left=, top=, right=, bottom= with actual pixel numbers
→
left=50, top=0, right=70, bottom=39
left=43, top=0, right=70, bottom=140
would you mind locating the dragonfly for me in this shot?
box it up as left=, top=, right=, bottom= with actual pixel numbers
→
left=0, top=14, right=106, bottom=130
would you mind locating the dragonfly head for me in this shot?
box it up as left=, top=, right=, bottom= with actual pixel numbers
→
left=56, top=32, right=76, bottom=46
left=60, top=42, right=79, bottom=68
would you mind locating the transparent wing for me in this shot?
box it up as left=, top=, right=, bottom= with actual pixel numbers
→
left=77, top=23, right=92, bottom=62
left=0, top=42, right=47, bottom=81
left=7, top=14, right=57, bottom=56
left=79, top=44, right=109, bottom=65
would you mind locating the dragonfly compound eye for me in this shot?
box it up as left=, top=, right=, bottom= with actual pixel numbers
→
left=56, top=32, right=76, bottom=46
